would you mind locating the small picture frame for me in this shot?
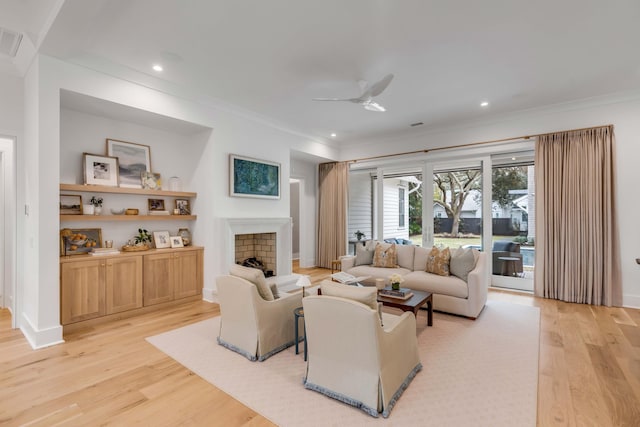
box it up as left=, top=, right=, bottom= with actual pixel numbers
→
left=60, top=194, right=83, bottom=215
left=170, top=235, right=184, bottom=248
left=175, top=199, right=191, bottom=215
left=60, top=228, right=103, bottom=256
left=148, top=198, right=165, bottom=211
left=153, top=231, right=171, bottom=249
left=141, top=172, right=161, bottom=190
left=106, top=138, right=151, bottom=188
left=83, top=153, right=120, bottom=187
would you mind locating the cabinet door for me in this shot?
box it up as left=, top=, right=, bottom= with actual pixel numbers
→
left=143, top=252, right=174, bottom=306
left=106, top=256, right=143, bottom=314
left=173, top=250, right=203, bottom=300
left=60, top=259, right=106, bottom=324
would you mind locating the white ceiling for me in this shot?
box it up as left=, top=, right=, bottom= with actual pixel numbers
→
left=4, top=0, right=640, bottom=146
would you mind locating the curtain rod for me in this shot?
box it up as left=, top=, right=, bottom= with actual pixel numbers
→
left=330, top=124, right=613, bottom=165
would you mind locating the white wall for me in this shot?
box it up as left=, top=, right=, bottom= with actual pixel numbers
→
left=339, top=94, right=640, bottom=308
left=21, top=54, right=336, bottom=347
left=290, top=181, right=300, bottom=257
left=0, top=73, right=23, bottom=135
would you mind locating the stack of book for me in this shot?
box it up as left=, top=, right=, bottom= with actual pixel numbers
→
left=89, top=248, right=121, bottom=256
left=379, top=286, right=413, bottom=300
left=148, top=210, right=170, bottom=215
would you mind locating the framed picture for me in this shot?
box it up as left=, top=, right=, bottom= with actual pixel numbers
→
left=141, top=172, right=162, bottom=190
left=60, top=228, right=103, bottom=256
left=60, top=194, right=83, bottom=215
left=153, top=231, right=171, bottom=249
left=148, top=198, right=165, bottom=211
left=106, top=138, right=151, bottom=188
left=230, top=154, right=280, bottom=199
left=175, top=199, right=191, bottom=215
left=170, top=235, right=184, bottom=248
left=83, top=153, right=120, bottom=187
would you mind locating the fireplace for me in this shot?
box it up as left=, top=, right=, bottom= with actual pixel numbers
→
left=235, top=232, right=276, bottom=276
left=219, top=217, right=297, bottom=289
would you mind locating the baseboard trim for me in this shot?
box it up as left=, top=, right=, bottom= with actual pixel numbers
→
left=622, top=294, right=640, bottom=309
left=20, top=312, right=64, bottom=349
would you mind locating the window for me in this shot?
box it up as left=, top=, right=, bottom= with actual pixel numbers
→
left=399, top=188, right=405, bottom=227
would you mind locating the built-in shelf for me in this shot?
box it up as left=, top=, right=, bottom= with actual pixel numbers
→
left=59, top=183, right=196, bottom=198
left=60, top=214, right=197, bottom=222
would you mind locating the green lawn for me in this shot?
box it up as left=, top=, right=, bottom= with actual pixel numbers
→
left=409, top=234, right=517, bottom=248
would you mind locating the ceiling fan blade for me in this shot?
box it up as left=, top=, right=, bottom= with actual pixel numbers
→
left=312, top=97, right=357, bottom=102
left=363, top=101, right=386, bottom=112
left=368, top=74, right=394, bottom=97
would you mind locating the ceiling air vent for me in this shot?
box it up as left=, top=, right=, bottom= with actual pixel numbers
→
left=410, top=122, right=424, bottom=127
left=0, top=27, right=23, bottom=58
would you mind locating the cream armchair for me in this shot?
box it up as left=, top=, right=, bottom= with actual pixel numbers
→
left=302, top=282, right=422, bottom=418
left=216, top=272, right=303, bottom=361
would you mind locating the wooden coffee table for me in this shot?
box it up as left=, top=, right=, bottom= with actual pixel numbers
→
left=377, top=289, right=433, bottom=326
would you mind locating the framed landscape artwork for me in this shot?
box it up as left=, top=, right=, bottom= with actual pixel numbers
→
left=230, top=154, right=280, bottom=199
left=83, top=153, right=119, bottom=187
left=106, top=139, right=151, bottom=188
left=60, top=194, right=83, bottom=215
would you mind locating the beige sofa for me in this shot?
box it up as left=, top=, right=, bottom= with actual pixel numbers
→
left=340, top=243, right=489, bottom=319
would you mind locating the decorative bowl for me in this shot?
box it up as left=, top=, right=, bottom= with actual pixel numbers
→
left=110, top=208, right=125, bottom=215
left=125, top=208, right=139, bottom=215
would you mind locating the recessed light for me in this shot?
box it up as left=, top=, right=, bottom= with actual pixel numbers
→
left=330, top=133, right=337, bottom=137
left=152, top=64, right=163, bottom=72
left=511, top=157, right=517, bottom=161
left=480, top=101, right=489, bottom=107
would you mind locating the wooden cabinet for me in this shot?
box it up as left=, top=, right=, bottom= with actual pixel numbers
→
left=61, top=258, right=107, bottom=324
left=106, top=256, right=143, bottom=314
left=143, top=248, right=203, bottom=306
left=60, top=247, right=203, bottom=326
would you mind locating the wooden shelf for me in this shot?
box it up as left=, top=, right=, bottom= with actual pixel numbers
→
left=60, top=183, right=196, bottom=198
left=61, top=215, right=197, bottom=222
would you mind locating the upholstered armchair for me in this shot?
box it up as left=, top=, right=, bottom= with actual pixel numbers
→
left=302, top=281, right=422, bottom=418
left=216, top=265, right=303, bottom=361
left=491, top=240, right=524, bottom=276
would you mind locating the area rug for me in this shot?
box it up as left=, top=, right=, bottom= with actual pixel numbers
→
left=147, top=300, right=539, bottom=426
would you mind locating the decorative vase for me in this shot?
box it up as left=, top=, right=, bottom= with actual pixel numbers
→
left=391, top=282, right=400, bottom=291
left=94, top=206, right=102, bottom=215
left=169, top=176, right=182, bottom=192
left=83, top=205, right=94, bottom=215
left=178, top=228, right=191, bottom=246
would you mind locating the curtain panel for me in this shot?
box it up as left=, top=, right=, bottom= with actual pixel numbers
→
left=317, top=162, right=348, bottom=268
left=534, top=126, right=621, bottom=306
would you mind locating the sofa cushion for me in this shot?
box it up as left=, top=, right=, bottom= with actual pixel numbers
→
left=354, top=241, right=376, bottom=266
left=373, top=243, right=397, bottom=268
left=413, top=246, right=430, bottom=271
left=425, top=246, right=451, bottom=276
left=320, top=280, right=378, bottom=311
left=403, top=271, right=469, bottom=299
left=229, top=264, right=274, bottom=301
left=396, top=244, right=416, bottom=270
left=450, top=247, right=477, bottom=282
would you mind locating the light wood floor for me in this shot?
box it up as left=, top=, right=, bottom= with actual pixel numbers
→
left=1, top=265, right=639, bottom=426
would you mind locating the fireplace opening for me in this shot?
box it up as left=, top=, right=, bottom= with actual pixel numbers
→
left=235, top=232, right=276, bottom=277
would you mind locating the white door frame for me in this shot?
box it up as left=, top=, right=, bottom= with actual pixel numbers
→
left=289, top=175, right=310, bottom=267
left=0, top=136, right=17, bottom=327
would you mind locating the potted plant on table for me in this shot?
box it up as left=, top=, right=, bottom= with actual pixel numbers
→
left=389, top=273, right=404, bottom=291
left=354, top=230, right=365, bottom=241
left=90, top=196, right=103, bottom=215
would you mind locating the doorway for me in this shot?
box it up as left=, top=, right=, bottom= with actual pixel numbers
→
left=290, top=179, right=300, bottom=260
left=0, top=136, right=16, bottom=327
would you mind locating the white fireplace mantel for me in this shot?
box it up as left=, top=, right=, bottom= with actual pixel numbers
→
left=221, top=217, right=294, bottom=280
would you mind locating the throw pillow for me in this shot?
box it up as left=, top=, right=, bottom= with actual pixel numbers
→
left=450, top=247, right=477, bottom=281
left=320, top=280, right=382, bottom=325
left=354, top=241, right=376, bottom=266
left=229, top=264, right=274, bottom=301
left=372, top=243, right=397, bottom=268
left=425, top=246, right=451, bottom=276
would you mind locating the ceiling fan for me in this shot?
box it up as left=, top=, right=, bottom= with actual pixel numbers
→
left=312, top=74, right=394, bottom=112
